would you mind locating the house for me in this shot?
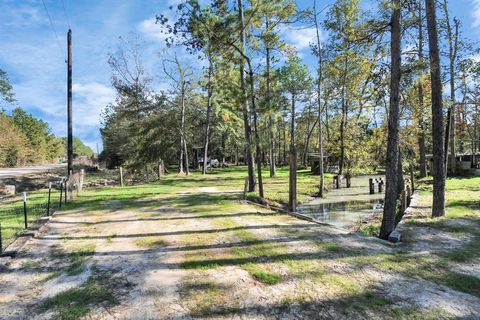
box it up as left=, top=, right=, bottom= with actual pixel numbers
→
left=426, top=152, right=480, bottom=176
left=308, top=153, right=337, bottom=174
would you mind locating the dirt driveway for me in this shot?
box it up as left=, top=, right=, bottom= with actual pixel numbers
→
left=0, top=184, right=479, bottom=319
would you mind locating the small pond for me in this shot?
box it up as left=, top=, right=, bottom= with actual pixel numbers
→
left=297, top=175, right=385, bottom=229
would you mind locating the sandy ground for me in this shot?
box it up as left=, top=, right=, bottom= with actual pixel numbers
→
left=0, top=187, right=479, bottom=319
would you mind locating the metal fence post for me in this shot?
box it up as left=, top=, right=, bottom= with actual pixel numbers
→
left=47, top=182, right=52, bottom=216
left=23, top=192, right=28, bottom=229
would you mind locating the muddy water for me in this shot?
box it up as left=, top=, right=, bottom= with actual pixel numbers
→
left=297, top=175, right=385, bottom=229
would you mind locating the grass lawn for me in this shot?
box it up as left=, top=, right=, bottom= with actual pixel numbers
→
left=247, top=167, right=334, bottom=207
left=1, top=167, right=479, bottom=319
left=0, top=187, right=62, bottom=251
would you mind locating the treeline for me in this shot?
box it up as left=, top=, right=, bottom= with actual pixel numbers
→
left=100, top=0, right=480, bottom=231
left=0, top=69, right=94, bottom=167
left=0, top=108, right=64, bottom=167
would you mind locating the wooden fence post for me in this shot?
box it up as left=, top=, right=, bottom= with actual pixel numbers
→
left=79, top=169, right=84, bottom=194
left=378, top=179, right=383, bottom=193
left=406, top=185, right=412, bottom=207
left=59, top=179, right=63, bottom=208
left=64, top=178, right=70, bottom=203
left=369, top=178, right=375, bottom=194
left=346, top=174, right=351, bottom=188
left=119, top=166, right=124, bottom=187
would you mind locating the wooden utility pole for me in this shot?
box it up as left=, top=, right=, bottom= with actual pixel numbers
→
left=67, top=29, right=73, bottom=176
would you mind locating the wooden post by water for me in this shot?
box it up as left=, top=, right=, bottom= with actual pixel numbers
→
left=346, top=174, right=351, bottom=188
left=369, top=178, right=375, bottom=194
left=378, top=179, right=384, bottom=193
left=406, top=185, right=412, bottom=206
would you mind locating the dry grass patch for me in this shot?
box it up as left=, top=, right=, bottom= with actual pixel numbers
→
left=134, top=236, right=167, bottom=248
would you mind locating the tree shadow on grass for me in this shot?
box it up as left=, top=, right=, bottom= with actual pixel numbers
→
left=180, top=287, right=459, bottom=319
left=38, top=223, right=318, bottom=240
left=447, top=199, right=480, bottom=211
left=51, top=211, right=281, bottom=225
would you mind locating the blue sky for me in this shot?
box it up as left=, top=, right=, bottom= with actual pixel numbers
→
left=0, top=0, right=479, bottom=152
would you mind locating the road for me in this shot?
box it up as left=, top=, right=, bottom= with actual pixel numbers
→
left=0, top=164, right=66, bottom=180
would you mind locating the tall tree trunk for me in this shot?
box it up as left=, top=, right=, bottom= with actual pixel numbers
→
left=265, top=19, right=276, bottom=178
left=289, top=93, right=297, bottom=211
left=247, top=61, right=264, bottom=198
left=314, top=0, right=324, bottom=197
left=202, top=54, right=214, bottom=175
left=425, top=0, right=446, bottom=217
left=443, top=1, right=459, bottom=175
left=302, top=103, right=313, bottom=166
left=339, top=54, right=348, bottom=175
left=283, top=123, right=287, bottom=165
left=179, top=82, right=187, bottom=175
left=397, top=149, right=404, bottom=196
left=380, top=0, right=401, bottom=240
left=238, top=0, right=255, bottom=191
left=417, top=0, right=428, bottom=178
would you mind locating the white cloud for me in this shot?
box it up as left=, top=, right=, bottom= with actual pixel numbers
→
left=138, top=18, right=169, bottom=42
left=281, top=26, right=323, bottom=52
left=72, top=82, right=115, bottom=127
left=473, top=0, right=480, bottom=27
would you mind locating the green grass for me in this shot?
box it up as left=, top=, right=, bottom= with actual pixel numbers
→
left=13, top=166, right=479, bottom=318
left=442, top=236, right=480, bottom=263
left=243, top=263, right=282, bottom=284
left=247, top=167, right=334, bottom=207
left=40, top=269, right=123, bottom=320
left=0, top=188, right=61, bottom=250
left=179, top=279, right=234, bottom=315
left=134, top=237, right=167, bottom=248
left=359, top=223, right=380, bottom=237
left=60, top=243, right=96, bottom=276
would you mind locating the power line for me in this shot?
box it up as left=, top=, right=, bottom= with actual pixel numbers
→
left=60, top=0, right=71, bottom=29
left=41, top=0, right=64, bottom=59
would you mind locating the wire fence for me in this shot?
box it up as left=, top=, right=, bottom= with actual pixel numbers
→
left=0, top=179, right=72, bottom=254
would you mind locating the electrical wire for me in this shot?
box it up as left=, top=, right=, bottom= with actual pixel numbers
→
left=41, top=0, right=65, bottom=58
left=60, top=0, right=71, bottom=29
